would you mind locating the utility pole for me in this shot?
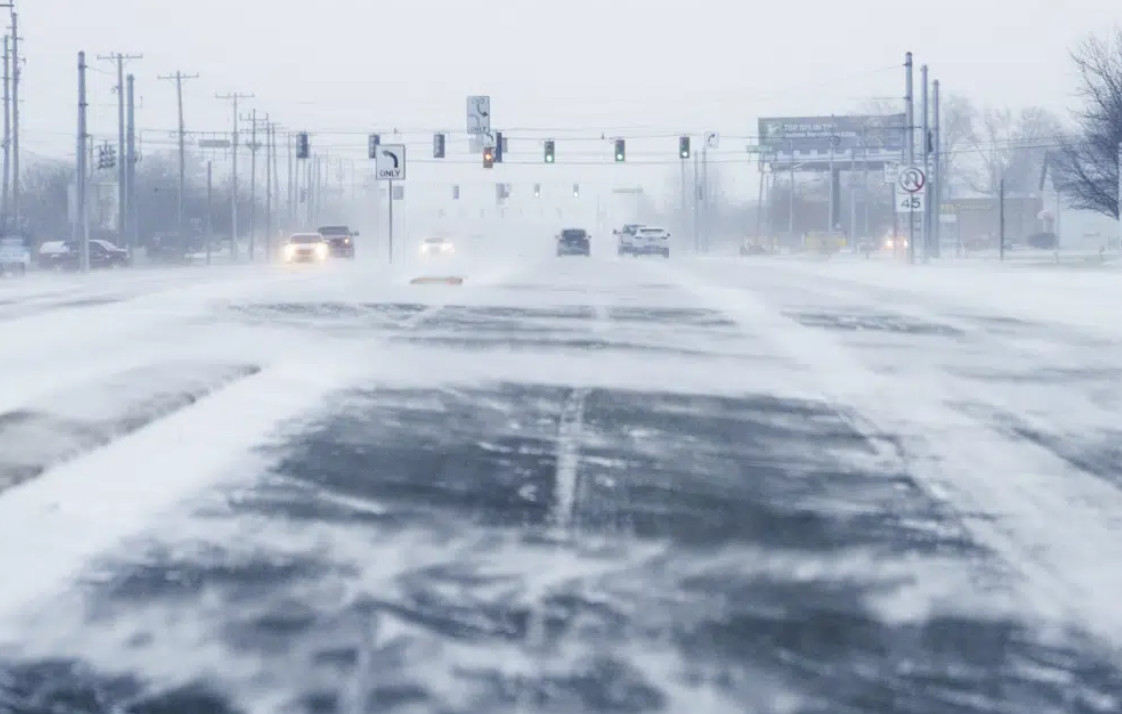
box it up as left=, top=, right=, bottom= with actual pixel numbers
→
left=686, top=149, right=695, bottom=252
left=999, top=177, right=1005, bottom=261
left=98, top=52, right=142, bottom=243
left=286, top=131, right=293, bottom=228
left=272, top=124, right=280, bottom=231
left=932, top=79, right=942, bottom=258
left=827, top=140, right=836, bottom=232
left=863, top=142, right=870, bottom=240
left=241, top=108, right=259, bottom=259
left=205, top=160, right=212, bottom=265
left=904, top=51, right=915, bottom=264
left=2, top=34, right=9, bottom=230
left=215, top=91, right=252, bottom=259
left=788, top=141, right=795, bottom=236
left=157, top=70, right=198, bottom=242
left=304, top=154, right=313, bottom=227
left=264, top=119, right=273, bottom=260
left=679, top=145, right=686, bottom=236
left=76, top=52, right=90, bottom=272
left=755, top=159, right=764, bottom=238
left=700, top=145, right=707, bottom=252
left=849, top=147, right=857, bottom=242
left=904, top=52, right=914, bottom=167
left=921, top=64, right=930, bottom=261
left=125, top=74, right=137, bottom=256
left=9, top=10, right=19, bottom=231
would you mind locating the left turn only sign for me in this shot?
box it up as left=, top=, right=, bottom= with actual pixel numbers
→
left=376, top=144, right=406, bottom=181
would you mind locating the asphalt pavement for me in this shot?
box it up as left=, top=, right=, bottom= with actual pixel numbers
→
left=0, top=254, right=1120, bottom=714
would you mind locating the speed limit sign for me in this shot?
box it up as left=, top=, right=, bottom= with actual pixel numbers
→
left=895, top=190, right=926, bottom=213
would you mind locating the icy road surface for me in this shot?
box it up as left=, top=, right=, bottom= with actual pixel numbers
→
left=1, top=255, right=1121, bottom=714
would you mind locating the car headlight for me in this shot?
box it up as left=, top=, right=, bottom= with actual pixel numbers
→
left=283, top=244, right=295, bottom=259
left=316, top=244, right=328, bottom=258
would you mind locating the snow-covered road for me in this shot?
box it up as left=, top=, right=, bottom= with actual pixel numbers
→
left=1, top=255, right=1120, bottom=713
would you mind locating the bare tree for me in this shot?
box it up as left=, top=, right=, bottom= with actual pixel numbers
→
left=859, top=94, right=976, bottom=196
left=1053, top=28, right=1122, bottom=218
left=20, top=162, right=73, bottom=240
left=965, top=105, right=1062, bottom=196
left=937, top=94, right=978, bottom=196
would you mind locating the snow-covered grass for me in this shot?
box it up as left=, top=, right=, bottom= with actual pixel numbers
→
left=735, top=253, right=1122, bottom=338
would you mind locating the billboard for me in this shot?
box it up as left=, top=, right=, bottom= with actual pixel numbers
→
left=758, top=114, right=906, bottom=154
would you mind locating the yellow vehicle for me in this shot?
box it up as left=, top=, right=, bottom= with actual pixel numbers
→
left=803, top=231, right=846, bottom=255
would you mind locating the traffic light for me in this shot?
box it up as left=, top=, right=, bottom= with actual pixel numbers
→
left=434, top=133, right=445, bottom=158
left=494, top=132, right=504, bottom=163
left=367, top=133, right=380, bottom=159
left=533, top=183, right=541, bottom=198
left=614, top=139, right=625, bottom=162
left=296, top=132, right=310, bottom=159
left=544, top=140, right=555, bottom=163
left=452, top=185, right=460, bottom=200
left=97, top=143, right=116, bottom=170
left=679, top=136, right=690, bottom=159
left=573, top=183, right=580, bottom=197
left=483, top=146, right=494, bottom=168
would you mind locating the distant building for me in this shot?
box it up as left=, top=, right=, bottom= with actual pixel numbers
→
left=1038, top=150, right=1121, bottom=251
left=938, top=191, right=1044, bottom=251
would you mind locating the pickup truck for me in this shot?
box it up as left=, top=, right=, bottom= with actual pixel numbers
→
left=316, top=225, right=358, bottom=259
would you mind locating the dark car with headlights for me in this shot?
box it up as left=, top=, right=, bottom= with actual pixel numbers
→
left=316, top=225, right=357, bottom=258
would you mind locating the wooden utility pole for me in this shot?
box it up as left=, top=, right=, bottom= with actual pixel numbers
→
left=98, top=51, right=142, bottom=241
left=158, top=70, right=198, bottom=241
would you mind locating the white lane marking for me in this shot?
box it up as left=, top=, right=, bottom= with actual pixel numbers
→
left=552, top=388, right=590, bottom=530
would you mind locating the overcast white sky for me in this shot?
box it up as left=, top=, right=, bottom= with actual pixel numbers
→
left=12, top=0, right=1120, bottom=212
left=16, top=0, right=1118, bottom=153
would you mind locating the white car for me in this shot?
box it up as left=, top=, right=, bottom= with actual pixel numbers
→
left=419, top=237, right=455, bottom=258
left=0, top=236, right=30, bottom=276
left=619, top=226, right=670, bottom=257
left=282, top=233, right=329, bottom=263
